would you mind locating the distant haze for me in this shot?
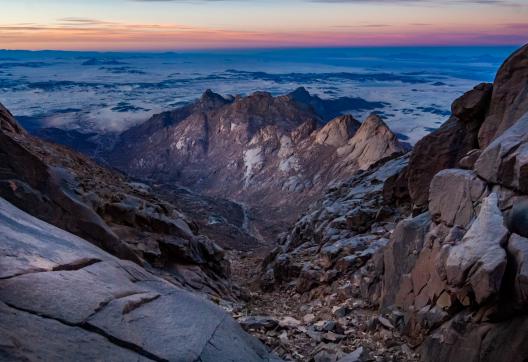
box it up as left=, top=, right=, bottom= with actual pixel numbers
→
left=0, top=46, right=515, bottom=144
left=0, top=0, right=527, bottom=50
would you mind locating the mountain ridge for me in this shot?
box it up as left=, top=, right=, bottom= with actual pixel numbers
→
left=105, top=88, right=406, bottom=241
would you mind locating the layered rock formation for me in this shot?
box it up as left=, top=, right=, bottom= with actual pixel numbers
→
left=259, top=44, right=528, bottom=361
left=478, top=44, right=528, bottom=148
left=406, top=82, right=493, bottom=210
left=107, top=89, right=406, bottom=240
left=357, top=44, right=528, bottom=361
left=260, top=155, right=410, bottom=295
left=0, top=197, right=279, bottom=361
left=0, top=102, right=235, bottom=299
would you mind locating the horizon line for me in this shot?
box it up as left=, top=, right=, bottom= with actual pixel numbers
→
left=0, top=43, right=523, bottom=54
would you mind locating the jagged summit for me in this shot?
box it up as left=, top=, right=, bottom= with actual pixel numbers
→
left=261, top=43, right=528, bottom=361
left=315, top=114, right=361, bottom=147
left=478, top=43, right=528, bottom=148
left=106, top=90, right=402, bottom=241
left=337, top=113, right=406, bottom=170
left=0, top=103, right=24, bottom=134
left=200, top=88, right=231, bottom=108
left=288, top=86, right=312, bottom=103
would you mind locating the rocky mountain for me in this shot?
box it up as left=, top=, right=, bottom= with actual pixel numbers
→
left=3, top=42, right=527, bottom=362
left=259, top=43, right=528, bottom=361
left=0, top=102, right=238, bottom=299
left=106, top=88, right=406, bottom=241
left=0, top=101, right=285, bottom=360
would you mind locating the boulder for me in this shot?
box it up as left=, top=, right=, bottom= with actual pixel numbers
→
left=407, top=116, right=481, bottom=210
left=457, top=149, right=481, bottom=170
left=451, top=83, right=492, bottom=123
left=507, top=198, right=528, bottom=238
left=381, top=212, right=431, bottom=309
left=337, top=346, right=370, bottom=362
left=428, top=169, right=487, bottom=228
left=475, top=111, right=528, bottom=194
left=478, top=44, right=528, bottom=148
left=445, top=194, right=509, bottom=304
left=423, top=313, right=528, bottom=362
left=238, top=316, right=279, bottom=331
left=507, top=233, right=528, bottom=306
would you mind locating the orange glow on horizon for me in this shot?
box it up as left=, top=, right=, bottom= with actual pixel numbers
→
left=0, top=21, right=527, bottom=51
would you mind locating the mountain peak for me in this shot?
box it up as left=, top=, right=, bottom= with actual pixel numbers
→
left=0, top=102, right=24, bottom=135
left=288, top=87, right=312, bottom=103
left=361, top=113, right=386, bottom=128
left=338, top=113, right=406, bottom=170
left=199, top=89, right=229, bottom=108
left=315, top=114, right=361, bottom=147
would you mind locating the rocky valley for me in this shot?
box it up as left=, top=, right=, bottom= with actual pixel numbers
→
left=105, top=87, right=407, bottom=241
left=1, top=43, right=528, bottom=362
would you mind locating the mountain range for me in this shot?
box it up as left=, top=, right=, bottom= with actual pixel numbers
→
left=1, top=43, right=527, bottom=361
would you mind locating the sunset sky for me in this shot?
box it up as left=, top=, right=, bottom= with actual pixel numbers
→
left=1, top=0, right=527, bottom=50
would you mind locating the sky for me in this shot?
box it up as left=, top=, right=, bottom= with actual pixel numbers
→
left=0, top=0, right=527, bottom=50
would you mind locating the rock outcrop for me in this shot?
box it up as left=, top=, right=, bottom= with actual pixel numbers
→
left=107, top=89, right=405, bottom=241
left=0, top=197, right=279, bottom=361
left=406, top=83, right=492, bottom=210
left=363, top=44, right=528, bottom=361
left=406, top=44, right=528, bottom=210
left=260, top=154, right=411, bottom=294
left=478, top=44, right=528, bottom=148
left=336, top=114, right=409, bottom=171
left=258, top=44, right=528, bottom=361
left=315, top=115, right=360, bottom=147
left=0, top=102, right=236, bottom=300
left=0, top=103, right=24, bottom=134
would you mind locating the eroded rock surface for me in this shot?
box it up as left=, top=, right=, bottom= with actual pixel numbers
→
left=478, top=44, right=528, bottom=148
left=107, top=89, right=405, bottom=240
left=256, top=44, right=528, bottom=361
left=260, top=155, right=410, bottom=295
left=0, top=102, right=236, bottom=300
left=407, top=83, right=492, bottom=210
left=0, top=197, right=279, bottom=361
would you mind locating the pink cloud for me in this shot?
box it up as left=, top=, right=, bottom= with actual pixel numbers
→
left=0, top=20, right=525, bottom=50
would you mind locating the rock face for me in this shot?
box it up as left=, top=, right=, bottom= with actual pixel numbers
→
left=107, top=89, right=405, bottom=241
left=478, top=44, right=528, bottom=148
left=364, top=44, right=528, bottom=361
left=444, top=193, right=508, bottom=304
left=428, top=169, right=487, bottom=227
left=260, top=155, right=410, bottom=294
left=258, top=44, right=528, bottom=362
left=406, top=83, right=493, bottom=210
left=0, top=197, right=279, bottom=361
left=315, top=115, right=360, bottom=147
left=508, top=233, right=528, bottom=305
left=475, top=111, right=528, bottom=193
left=406, top=44, right=528, bottom=210
left=336, top=114, right=408, bottom=171
left=0, top=102, right=237, bottom=300
left=0, top=103, right=24, bottom=134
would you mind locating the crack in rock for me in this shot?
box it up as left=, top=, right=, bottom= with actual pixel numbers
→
left=3, top=301, right=167, bottom=362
